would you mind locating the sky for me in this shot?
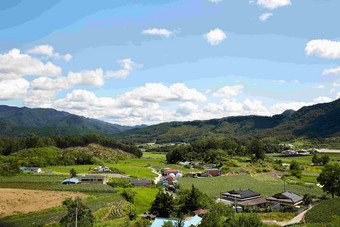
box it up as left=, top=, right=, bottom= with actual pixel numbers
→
left=0, top=0, right=339, bottom=126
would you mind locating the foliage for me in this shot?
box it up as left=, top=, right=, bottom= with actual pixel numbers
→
left=121, top=189, right=137, bottom=204
left=150, top=190, right=174, bottom=217
left=303, top=194, right=313, bottom=205
left=59, top=197, right=94, bottom=227
left=0, top=174, right=66, bottom=183
left=305, top=197, right=340, bottom=224
left=232, top=213, right=263, bottom=227
left=248, top=139, right=265, bottom=161
left=108, top=178, right=132, bottom=188
left=162, top=221, right=174, bottom=227
left=70, top=168, right=77, bottom=178
left=312, top=153, right=330, bottom=166
left=317, top=163, right=340, bottom=198
left=290, top=160, right=302, bottom=179
left=0, top=155, right=22, bottom=176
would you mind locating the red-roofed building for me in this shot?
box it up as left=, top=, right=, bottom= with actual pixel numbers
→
left=193, top=209, right=209, bottom=215
left=164, top=169, right=179, bottom=175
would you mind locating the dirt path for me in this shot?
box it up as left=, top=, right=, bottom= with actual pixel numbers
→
left=262, top=206, right=313, bottom=226
left=149, top=167, right=162, bottom=184
left=0, top=188, right=87, bottom=218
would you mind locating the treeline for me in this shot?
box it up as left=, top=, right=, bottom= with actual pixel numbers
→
left=166, top=137, right=279, bottom=164
left=0, top=133, right=142, bottom=158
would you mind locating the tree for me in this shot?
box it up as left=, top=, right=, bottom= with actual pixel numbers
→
left=70, top=168, right=77, bottom=178
left=121, top=189, right=137, bottom=204
left=303, top=194, right=313, bottom=205
left=248, top=140, right=265, bottom=161
left=150, top=190, right=174, bottom=217
left=320, top=155, right=330, bottom=166
left=312, top=153, right=321, bottom=165
left=317, top=163, right=340, bottom=198
left=59, top=197, right=94, bottom=227
left=232, top=213, right=263, bottom=227
left=162, top=221, right=174, bottom=227
left=200, top=212, right=224, bottom=227
left=290, top=160, right=302, bottom=179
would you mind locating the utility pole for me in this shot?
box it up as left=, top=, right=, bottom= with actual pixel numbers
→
left=75, top=207, right=78, bottom=227
left=234, top=197, right=237, bottom=218
left=283, top=176, right=286, bottom=191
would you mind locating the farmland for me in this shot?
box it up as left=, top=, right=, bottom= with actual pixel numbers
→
left=178, top=174, right=326, bottom=198
left=305, top=197, right=340, bottom=224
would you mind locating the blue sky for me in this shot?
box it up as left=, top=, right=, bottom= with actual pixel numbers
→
left=0, top=0, right=339, bottom=125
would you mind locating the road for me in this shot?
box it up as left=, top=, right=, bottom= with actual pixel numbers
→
left=149, top=167, right=162, bottom=184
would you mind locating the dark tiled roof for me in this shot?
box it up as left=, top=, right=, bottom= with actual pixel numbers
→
left=222, top=189, right=261, bottom=199
left=266, top=191, right=303, bottom=204
left=130, top=179, right=152, bottom=184
left=238, top=197, right=267, bottom=206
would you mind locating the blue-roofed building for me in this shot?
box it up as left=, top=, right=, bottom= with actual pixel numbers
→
left=62, top=178, right=80, bottom=184
left=150, top=215, right=202, bottom=227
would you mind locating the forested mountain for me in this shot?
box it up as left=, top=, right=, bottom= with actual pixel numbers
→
left=113, top=99, right=340, bottom=143
left=0, top=105, right=134, bottom=137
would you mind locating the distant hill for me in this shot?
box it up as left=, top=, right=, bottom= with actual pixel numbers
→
left=113, top=99, right=340, bottom=143
left=0, top=105, right=134, bottom=137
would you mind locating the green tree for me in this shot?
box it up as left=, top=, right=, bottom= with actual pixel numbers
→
left=200, top=212, right=224, bottom=227
left=231, top=213, right=263, bottom=227
left=59, top=197, right=94, bottom=227
left=312, top=153, right=321, bottom=165
left=317, top=164, right=340, bottom=198
left=162, top=221, right=174, bottom=227
left=150, top=190, right=174, bottom=217
left=248, top=140, right=265, bottom=161
left=321, top=155, right=330, bottom=166
left=290, top=160, right=302, bottom=179
left=121, top=189, right=137, bottom=204
left=70, top=168, right=77, bottom=178
left=303, top=194, right=313, bottom=205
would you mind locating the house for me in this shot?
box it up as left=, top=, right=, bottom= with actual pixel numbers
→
left=93, top=165, right=110, bottom=172
left=151, top=215, right=202, bottom=227
left=237, top=197, right=268, bottom=210
left=193, top=209, right=209, bottom=215
left=160, top=175, right=177, bottom=186
left=205, top=168, right=220, bottom=177
left=266, top=191, right=303, bottom=210
left=62, top=178, right=80, bottom=184
left=193, top=162, right=204, bottom=167
left=163, top=169, right=180, bottom=176
left=296, top=149, right=310, bottom=155
left=178, top=161, right=191, bottom=166
left=221, top=189, right=261, bottom=201
left=78, top=175, right=107, bottom=184
left=203, top=164, right=216, bottom=169
left=20, top=167, right=42, bottom=173
left=130, top=179, right=153, bottom=188
left=139, top=212, right=156, bottom=219
left=282, top=150, right=295, bottom=155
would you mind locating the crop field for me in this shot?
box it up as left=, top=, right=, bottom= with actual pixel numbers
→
left=0, top=174, right=67, bottom=183
left=305, top=197, right=340, bottom=224
left=269, top=153, right=340, bottom=165
left=178, top=174, right=326, bottom=198
left=51, top=184, right=117, bottom=193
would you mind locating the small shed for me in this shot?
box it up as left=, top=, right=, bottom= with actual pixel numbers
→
left=62, top=178, right=80, bottom=184
left=130, top=179, right=153, bottom=188
left=79, top=175, right=107, bottom=184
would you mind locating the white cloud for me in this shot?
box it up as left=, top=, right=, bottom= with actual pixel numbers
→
left=317, top=85, right=325, bottom=89
left=337, top=92, right=340, bottom=99
left=31, top=68, right=104, bottom=90
left=291, top=80, right=299, bottom=84
left=213, top=85, right=244, bottom=97
left=204, top=28, right=226, bottom=45
left=322, top=66, right=340, bottom=76
left=314, top=96, right=332, bottom=103
left=259, top=13, right=273, bottom=21
left=0, top=78, right=29, bottom=100
left=24, top=89, right=58, bottom=108
left=176, top=102, right=199, bottom=116
left=305, top=40, right=340, bottom=59
left=256, top=0, right=291, bottom=10
left=27, top=45, right=72, bottom=61
left=243, top=98, right=268, bottom=115
left=142, top=28, right=172, bottom=37
left=271, top=79, right=286, bottom=84
left=269, top=101, right=312, bottom=115
left=208, top=0, right=222, bottom=3
left=333, top=83, right=340, bottom=87
left=0, top=49, right=61, bottom=79
left=106, top=59, right=142, bottom=79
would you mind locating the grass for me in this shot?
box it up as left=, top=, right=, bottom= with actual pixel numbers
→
left=269, top=153, right=340, bottom=165
left=118, top=187, right=158, bottom=215
left=258, top=212, right=296, bottom=221
left=178, top=174, right=326, bottom=198
left=305, top=197, right=340, bottom=224
left=0, top=174, right=67, bottom=183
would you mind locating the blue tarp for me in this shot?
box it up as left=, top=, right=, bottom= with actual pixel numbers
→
left=151, top=215, right=202, bottom=227
left=62, top=178, right=80, bottom=184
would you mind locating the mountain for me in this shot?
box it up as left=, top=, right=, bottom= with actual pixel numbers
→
left=112, top=99, right=340, bottom=143
left=0, top=105, right=134, bottom=137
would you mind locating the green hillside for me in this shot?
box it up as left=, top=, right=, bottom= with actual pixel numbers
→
left=113, top=99, right=340, bottom=143
left=0, top=105, right=134, bottom=137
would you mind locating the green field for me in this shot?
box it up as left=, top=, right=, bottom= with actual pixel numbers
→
left=118, top=187, right=159, bottom=215
left=178, top=174, right=326, bottom=198
left=305, top=197, right=340, bottom=224
left=269, top=153, right=340, bottom=165
left=0, top=174, right=67, bottom=183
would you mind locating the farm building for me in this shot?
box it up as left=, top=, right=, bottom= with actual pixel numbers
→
left=282, top=150, right=295, bottom=155
left=205, top=168, right=220, bottom=177
left=130, top=179, right=153, bottom=187
left=193, top=209, right=209, bottom=215
left=266, top=191, right=303, bottom=207
left=62, top=178, right=80, bottom=184
left=160, top=175, right=177, bottom=186
left=93, top=165, right=110, bottom=172
left=151, top=215, right=202, bottom=227
left=221, top=189, right=261, bottom=201
left=163, top=169, right=180, bottom=176
left=79, top=175, right=107, bottom=184
left=20, top=167, right=42, bottom=173
left=178, top=161, right=191, bottom=166
left=237, top=197, right=268, bottom=210
left=203, top=164, right=216, bottom=169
